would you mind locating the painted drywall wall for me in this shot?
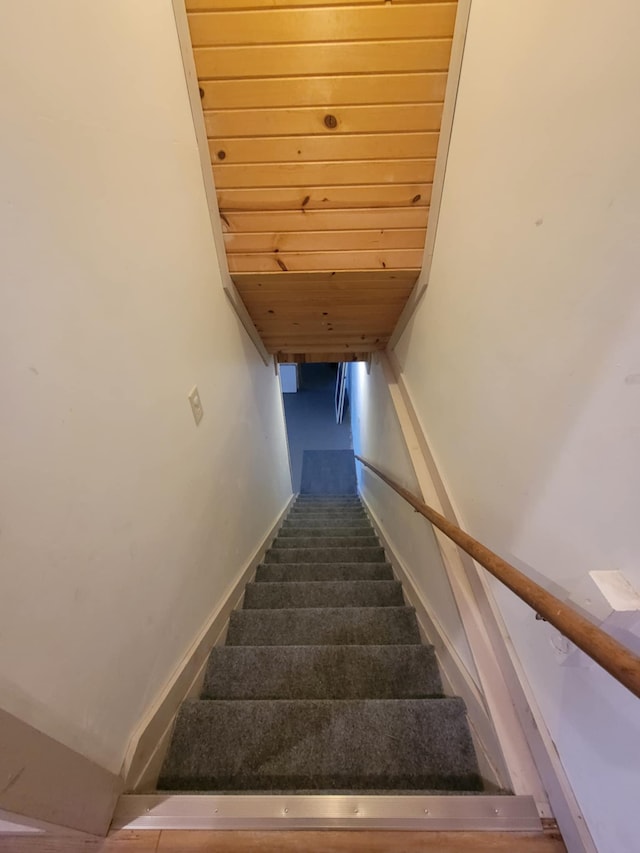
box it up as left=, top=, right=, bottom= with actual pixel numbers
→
left=394, top=2, right=640, bottom=851
left=349, top=360, right=478, bottom=683
left=0, top=0, right=291, bottom=775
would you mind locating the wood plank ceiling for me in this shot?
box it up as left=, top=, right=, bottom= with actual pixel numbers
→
left=185, top=0, right=457, bottom=362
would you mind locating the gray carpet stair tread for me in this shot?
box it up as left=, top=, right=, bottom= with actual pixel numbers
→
left=286, top=516, right=369, bottom=525
left=255, top=562, right=395, bottom=582
left=243, top=580, right=405, bottom=609
left=292, top=495, right=362, bottom=506
left=289, top=504, right=366, bottom=512
left=272, top=536, right=380, bottom=549
left=278, top=527, right=375, bottom=538
left=158, top=698, right=481, bottom=792
left=289, top=508, right=367, bottom=517
left=289, top=501, right=365, bottom=513
left=226, top=606, right=420, bottom=646
left=202, top=645, right=443, bottom=700
left=300, top=449, right=357, bottom=496
left=264, top=546, right=386, bottom=564
left=282, top=518, right=372, bottom=529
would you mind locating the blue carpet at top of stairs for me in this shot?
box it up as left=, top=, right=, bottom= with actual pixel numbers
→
left=300, top=449, right=357, bottom=495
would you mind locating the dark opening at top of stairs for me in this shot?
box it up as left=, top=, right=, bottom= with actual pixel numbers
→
left=158, top=494, right=484, bottom=794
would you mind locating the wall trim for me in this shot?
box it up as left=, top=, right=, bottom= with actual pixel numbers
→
left=170, top=0, right=270, bottom=366
left=362, top=499, right=511, bottom=792
left=0, top=708, right=121, bottom=836
left=388, top=0, right=472, bottom=349
left=379, top=350, right=597, bottom=853
left=121, top=495, right=295, bottom=792
left=113, top=792, right=541, bottom=832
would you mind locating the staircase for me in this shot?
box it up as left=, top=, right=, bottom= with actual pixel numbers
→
left=158, top=494, right=484, bottom=793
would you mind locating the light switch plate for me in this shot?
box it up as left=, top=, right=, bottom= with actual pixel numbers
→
left=188, top=386, right=204, bottom=425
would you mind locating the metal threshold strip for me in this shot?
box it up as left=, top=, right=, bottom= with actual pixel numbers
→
left=112, top=794, right=541, bottom=831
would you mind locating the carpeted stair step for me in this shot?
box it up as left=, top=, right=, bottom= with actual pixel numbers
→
left=271, top=536, right=380, bottom=549
left=264, top=546, right=386, bottom=563
left=243, top=580, right=404, bottom=609
left=226, top=606, right=420, bottom=645
left=158, top=697, right=481, bottom=792
left=202, top=645, right=443, bottom=700
left=278, top=526, right=374, bottom=538
left=255, top=562, right=395, bottom=583
left=285, top=518, right=369, bottom=528
left=282, top=517, right=372, bottom=529
left=294, top=497, right=362, bottom=505
left=290, top=502, right=366, bottom=511
left=300, top=449, right=357, bottom=496
left=287, top=504, right=366, bottom=518
left=286, top=516, right=369, bottom=526
left=292, top=505, right=363, bottom=513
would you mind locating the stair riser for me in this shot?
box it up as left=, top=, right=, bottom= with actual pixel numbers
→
left=294, top=499, right=362, bottom=506
left=202, top=645, right=443, bottom=700
left=255, top=564, right=395, bottom=582
left=289, top=509, right=366, bottom=516
left=264, top=547, right=386, bottom=564
left=272, top=537, right=380, bottom=549
left=243, top=580, right=404, bottom=609
left=282, top=519, right=372, bottom=529
left=278, top=528, right=374, bottom=538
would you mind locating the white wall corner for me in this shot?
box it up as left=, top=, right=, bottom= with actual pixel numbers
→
left=121, top=495, right=294, bottom=792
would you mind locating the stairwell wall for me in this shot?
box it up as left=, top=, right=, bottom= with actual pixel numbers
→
left=392, top=2, right=640, bottom=852
left=0, top=0, right=291, bottom=782
left=349, top=361, right=478, bottom=686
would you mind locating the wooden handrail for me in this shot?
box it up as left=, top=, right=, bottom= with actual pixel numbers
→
left=355, top=454, right=640, bottom=699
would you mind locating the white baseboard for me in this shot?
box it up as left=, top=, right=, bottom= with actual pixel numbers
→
left=121, top=495, right=294, bottom=792
left=362, top=500, right=511, bottom=793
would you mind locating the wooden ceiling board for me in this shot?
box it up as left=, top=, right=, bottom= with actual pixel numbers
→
left=217, top=185, right=432, bottom=212
left=188, top=5, right=457, bottom=46
left=209, top=133, right=440, bottom=165
left=200, top=74, right=447, bottom=110
left=220, top=209, right=429, bottom=232
left=204, top=104, right=443, bottom=138
left=227, top=249, right=424, bottom=273
left=184, top=0, right=457, bottom=359
left=188, top=0, right=449, bottom=9
left=224, top=229, right=426, bottom=253
left=213, top=160, right=435, bottom=189
left=233, top=270, right=419, bottom=286
left=194, top=40, right=453, bottom=78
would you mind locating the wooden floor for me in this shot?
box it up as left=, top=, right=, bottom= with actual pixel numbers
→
left=0, top=828, right=567, bottom=852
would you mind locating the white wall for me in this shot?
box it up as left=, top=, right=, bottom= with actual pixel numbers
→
left=0, top=0, right=291, bottom=775
left=394, top=2, right=640, bottom=851
left=349, top=360, right=478, bottom=684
